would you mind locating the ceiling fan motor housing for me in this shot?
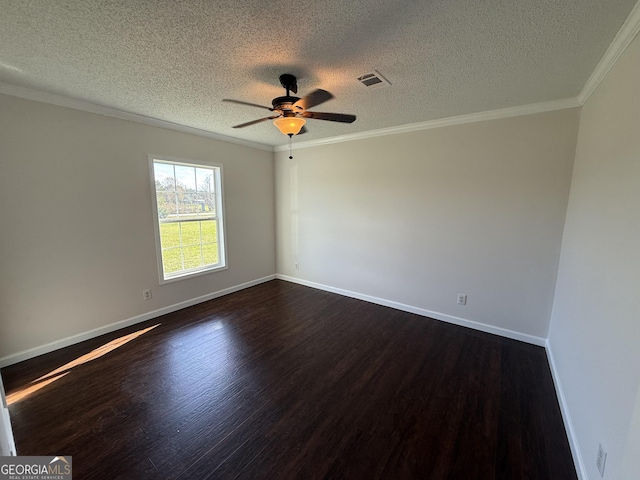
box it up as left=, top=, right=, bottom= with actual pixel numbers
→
left=272, top=96, right=302, bottom=114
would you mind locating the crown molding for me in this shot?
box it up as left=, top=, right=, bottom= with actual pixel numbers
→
left=274, top=97, right=581, bottom=152
left=0, top=82, right=273, bottom=152
left=4, top=0, right=639, bottom=156
left=0, top=80, right=581, bottom=154
left=578, top=0, right=640, bottom=105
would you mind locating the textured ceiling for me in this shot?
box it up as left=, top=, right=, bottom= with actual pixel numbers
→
left=0, top=0, right=637, bottom=147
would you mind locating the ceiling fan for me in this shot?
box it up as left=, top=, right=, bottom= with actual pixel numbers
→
left=223, top=74, right=356, bottom=136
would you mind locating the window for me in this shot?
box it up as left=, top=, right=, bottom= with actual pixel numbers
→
left=149, top=156, right=226, bottom=282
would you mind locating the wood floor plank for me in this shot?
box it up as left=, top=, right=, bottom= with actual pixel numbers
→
left=1, top=280, right=577, bottom=479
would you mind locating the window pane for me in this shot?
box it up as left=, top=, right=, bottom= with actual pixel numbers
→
left=182, top=245, right=203, bottom=270
left=160, top=220, right=220, bottom=275
left=201, top=220, right=217, bottom=243
left=154, top=163, right=175, bottom=191
left=156, top=191, right=177, bottom=218
left=180, top=221, right=200, bottom=246
left=160, top=222, right=180, bottom=248
left=203, top=243, right=219, bottom=265
left=195, top=192, right=215, bottom=216
left=152, top=158, right=225, bottom=281
left=175, top=165, right=196, bottom=191
left=162, top=247, right=182, bottom=274
left=179, top=192, right=201, bottom=216
left=196, top=168, right=214, bottom=193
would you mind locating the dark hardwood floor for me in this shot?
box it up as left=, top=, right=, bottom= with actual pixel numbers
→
left=1, top=280, right=577, bottom=479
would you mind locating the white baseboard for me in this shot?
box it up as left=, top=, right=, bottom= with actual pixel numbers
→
left=0, top=275, right=276, bottom=368
left=276, top=275, right=547, bottom=347
left=276, top=275, right=585, bottom=475
left=545, top=340, right=587, bottom=480
left=1, top=272, right=582, bottom=475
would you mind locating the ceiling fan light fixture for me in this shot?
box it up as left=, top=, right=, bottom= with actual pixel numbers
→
left=273, top=116, right=306, bottom=136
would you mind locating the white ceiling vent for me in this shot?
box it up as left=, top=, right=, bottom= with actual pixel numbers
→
left=357, top=70, right=391, bottom=89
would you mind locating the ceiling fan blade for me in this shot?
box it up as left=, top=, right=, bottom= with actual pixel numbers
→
left=223, top=99, right=273, bottom=111
left=301, top=111, right=356, bottom=123
left=293, top=89, right=334, bottom=111
left=298, top=126, right=308, bottom=135
left=232, top=116, right=280, bottom=128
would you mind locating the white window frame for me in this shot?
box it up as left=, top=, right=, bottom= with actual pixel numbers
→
left=149, top=155, right=227, bottom=284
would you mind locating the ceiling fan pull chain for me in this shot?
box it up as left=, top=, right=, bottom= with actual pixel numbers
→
left=288, top=134, right=294, bottom=159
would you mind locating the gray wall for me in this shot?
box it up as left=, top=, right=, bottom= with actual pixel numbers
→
left=0, top=94, right=276, bottom=361
left=548, top=31, right=640, bottom=480
left=276, top=109, right=579, bottom=341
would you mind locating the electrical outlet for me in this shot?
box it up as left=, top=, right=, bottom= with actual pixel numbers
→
left=457, top=293, right=467, bottom=305
left=143, top=289, right=152, bottom=301
left=295, top=263, right=299, bottom=270
left=596, top=443, right=607, bottom=477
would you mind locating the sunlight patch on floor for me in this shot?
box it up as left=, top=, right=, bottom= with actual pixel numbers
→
left=7, top=324, right=160, bottom=405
